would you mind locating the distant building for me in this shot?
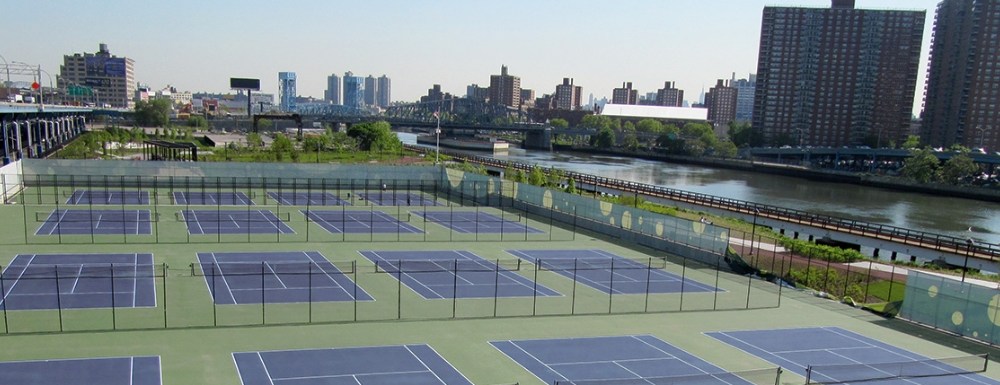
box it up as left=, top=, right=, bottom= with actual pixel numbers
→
left=520, top=89, right=535, bottom=109
left=278, top=72, right=296, bottom=112
left=599, top=104, right=708, bottom=126
left=753, top=1, right=924, bottom=147
left=704, top=79, right=738, bottom=133
left=363, top=75, right=378, bottom=107
left=655, top=82, right=683, bottom=107
left=466, top=84, right=489, bottom=101
left=325, top=74, right=341, bottom=104
left=420, top=84, right=456, bottom=112
left=555, top=78, right=582, bottom=110
left=377, top=75, right=391, bottom=107
left=731, top=73, right=756, bottom=123
left=342, top=71, right=364, bottom=109
left=611, top=82, right=638, bottom=105
left=488, top=65, right=521, bottom=108
left=58, top=43, right=136, bottom=108
left=922, top=0, right=1000, bottom=151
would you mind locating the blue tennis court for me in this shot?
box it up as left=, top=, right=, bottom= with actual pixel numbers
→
left=506, top=249, right=717, bottom=294
left=173, top=191, right=254, bottom=205
left=415, top=210, right=542, bottom=234
left=492, top=335, right=757, bottom=385
left=66, top=190, right=149, bottom=205
left=358, top=250, right=559, bottom=299
left=182, top=210, right=294, bottom=235
left=0, top=356, right=161, bottom=385
left=707, top=327, right=1000, bottom=385
left=234, top=344, right=472, bottom=385
left=0, top=253, right=156, bottom=310
left=36, top=209, right=152, bottom=235
left=197, top=251, right=371, bottom=304
left=267, top=191, right=350, bottom=206
left=303, top=209, right=423, bottom=234
left=358, top=191, right=440, bottom=206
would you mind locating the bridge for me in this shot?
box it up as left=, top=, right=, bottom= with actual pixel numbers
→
left=413, top=145, right=1000, bottom=274
left=1, top=103, right=92, bottom=164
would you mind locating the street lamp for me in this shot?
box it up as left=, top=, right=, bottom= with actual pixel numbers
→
left=749, top=208, right=760, bottom=261
left=434, top=108, right=441, bottom=165
left=962, top=238, right=975, bottom=282
left=0, top=53, right=9, bottom=86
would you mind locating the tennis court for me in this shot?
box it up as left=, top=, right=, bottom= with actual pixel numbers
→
left=707, top=326, right=1000, bottom=385
left=358, top=191, right=440, bottom=206
left=358, top=250, right=560, bottom=299
left=181, top=210, right=295, bottom=235
left=0, top=253, right=157, bottom=310
left=233, top=344, right=472, bottom=385
left=0, top=356, right=161, bottom=385
left=303, top=209, right=423, bottom=234
left=492, top=335, right=761, bottom=385
left=415, top=210, right=542, bottom=234
left=196, top=251, right=371, bottom=305
left=506, top=249, right=718, bottom=294
left=35, top=209, right=153, bottom=235
left=173, top=192, right=254, bottom=205
left=267, top=191, right=350, bottom=206
left=66, top=190, right=150, bottom=205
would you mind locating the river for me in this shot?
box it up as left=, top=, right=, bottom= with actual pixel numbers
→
left=397, top=133, right=1000, bottom=245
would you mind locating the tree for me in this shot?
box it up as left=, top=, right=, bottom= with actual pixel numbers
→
left=134, top=99, right=171, bottom=127
left=940, top=153, right=978, bottom=184
left=715, top=140, right=738, bottom=159
left=622, top=122, right=639, bottom=150
left=901, top=135, right=921, bottom=150
left=593, top=126, right=616, bottom=149
left=346, top=121, right=401, bottom=152
left=302, top=135, right=330, bottom=152
left=549, top=118, right=569, bottom=129
left=528, top=166, right=546, bottom=186
left=257, top=119, right=273, bottom=131
left=900, top=148, right=940, bottom=183
left=564, top=178, right=577, bottom=194
left=728, top=122, right=763, bottom=147
left=545, top=167, right=565, bottom=187
left=187, top=116, right=209, bottom=129
left=246, top=132, right=264, bottom=150
left=636, top=119, right=664, bottom=134
left=271, top=133, right=294, bottom=161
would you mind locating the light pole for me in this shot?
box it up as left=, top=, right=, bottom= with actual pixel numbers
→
left=0, top=53, right=9, bottom=86
left=976, top=125, right=987, bottom=150
left=962, top=238, right=975, bottom=282
left=434, top=109, right=441, bottom=165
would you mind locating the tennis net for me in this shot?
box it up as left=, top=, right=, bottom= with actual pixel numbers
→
left=6, top=263, right=165, bottom=279
left=193, top=261, right=356, bottom=276
left=537, top=258, right=668, bottom=271
left=804, top=353, right=989, bottom=384
left=552, top=367, right=782, bottom=385
left=374, top=259, right=522, bottom=273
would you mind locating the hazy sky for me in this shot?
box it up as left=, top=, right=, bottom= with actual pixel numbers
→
left=4, top=0, right=939, bottom=112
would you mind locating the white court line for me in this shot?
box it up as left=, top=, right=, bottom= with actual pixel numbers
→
left=257, top=352, right=278, bottom=385
left=0, top=254, right=38, bottom=307
left=132, top=253, right=139, bottom=307
left=69, top=264, right=84, bottom=294
left=210, top=252, right=239, bottom=304
left=403, top=345, right=449, bottom=385
left=264, top=262, right=288, bottom=289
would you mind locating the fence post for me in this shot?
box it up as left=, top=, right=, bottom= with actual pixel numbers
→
left=532, top=259, right=539, bottom=316
left=493, top=259, right=500, bottom=318
left=607, top=258, right=615, bottom=314
left=54, top=266, right=64, bottom=332
left=679, top=257, right=687, bottom=311
left=261, top=262, right=266, bottom=325
left=110, top=263, right=117, bottom=330
left=452, top=259, right=458, bottom=318
left=644, top=258, right=652, bottom=313
left=713, top=258, right=721, bottom=310
left=162, top=263, right=167, bottom=329
left=308, top=261, right=313, bottom=324
left=1, top=264, right=7, bottom=334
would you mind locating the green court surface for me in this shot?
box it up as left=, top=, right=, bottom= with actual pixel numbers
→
left=2, top=163, right=998, bottom=385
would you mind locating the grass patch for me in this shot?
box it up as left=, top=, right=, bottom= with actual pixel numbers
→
left=865, top=280, right=906, bottom=303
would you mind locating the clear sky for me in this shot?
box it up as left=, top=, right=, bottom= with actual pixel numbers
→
left=4, top=0, right=939, bottom=113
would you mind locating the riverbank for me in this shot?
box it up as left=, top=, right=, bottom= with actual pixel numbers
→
left=553, top=145, right=1000, bottom=202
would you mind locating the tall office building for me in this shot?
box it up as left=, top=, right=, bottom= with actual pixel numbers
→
left=753, top=0, right=924, bottom=147
left=611, top=82, right=638, bottom=105
left=555, top=78, right=582, bottom=110
left=655, top=82, right=683, bottom=107
left=58, top=44, right=136, bottom=108
left=705, top=79, right=739, bottom=130
left=377, top=75, right=391, bottom=107
left=922, top=0, right=1000, bottom=151
left=325, top=74, right=341, bottom=104
left=488, top=65, right=521, bottom=108
left=731, top=73, right=756, bottom=123
left=278, top=72, right=297, bottom=112
left=363, top=75, right=378, bottom=107
left=343, top=71, right=364, bottom=109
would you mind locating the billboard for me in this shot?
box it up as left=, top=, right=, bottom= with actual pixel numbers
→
left=230, top=78, right=261, bottom=90
left=85, top=57, right=127, bottom=77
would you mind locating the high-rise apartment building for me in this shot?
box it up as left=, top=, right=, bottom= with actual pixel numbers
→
left=753, top=0, right=924, bottom=147
left=278, top=72, right=297, bottom=112
left=655, top=82, right=683, bottom=107
left=731, top=73, right=756, bottom=123
left=58, top=44, right=135, bottom=108
left=325, top=74, right=341, bottom=104
left=377, top=75, right=391, bottom=107
left=488, top=65, right=521, bottom=108
left=466, top=84, right=489, bottom=101
left=705, top=79, right=739, bottom=130
left=555, top=78, right=582, bottom=110
left=520, top=89, right=535, bottom=109
left=342, top=71, right=364, bottom=109
left=363, top=75, right=378, bottom=107
left=922, top=0, right=1000, bottom=151
left=611, top=82, right=638, bottom=105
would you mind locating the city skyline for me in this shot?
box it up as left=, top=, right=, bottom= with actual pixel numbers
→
left=5, top=0, right=939, bottom=113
